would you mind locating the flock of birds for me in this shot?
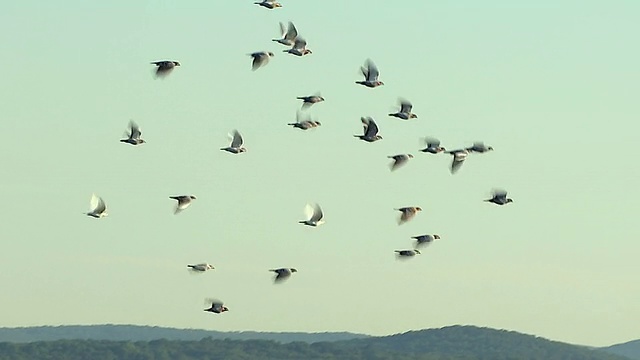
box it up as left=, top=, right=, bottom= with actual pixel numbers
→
left=84, top=0, right=514, bottom=316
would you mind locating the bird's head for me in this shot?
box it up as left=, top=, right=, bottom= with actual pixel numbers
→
left=378, top=81, right=385, bottom=86
left=314, top=121, right=322, bottom=126
left=408, top=154, right=414, bottom=159
left=174, top=62, right=181, bottom=66
left=434, top=235, right=441, bottom=239
left=414, top=250, right=421, bottom=254
left=439, top=147, right=446, bottom=152
left=416, top=207, right=423, bottom=211
left=275, top=3, right=282, bottom=7
left=507, top=199, right=514, bottom=203
left=319, top=97, right=325, bottom=101
left=488, top=146, right=494, bottom=151
left=410, top=114, right=418, bottom=118
left=268, top=52, right=275, bottom=57
left=291, top=268, right=298, bottom=273
left=190, top=196, right=197, bottom=200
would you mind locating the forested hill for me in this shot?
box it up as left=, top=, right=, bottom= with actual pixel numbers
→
left=0, top=325, right=631, bottom=360
left=600, top=339, right=640, bottom=360
left=0, top=325, right=368, bottom=343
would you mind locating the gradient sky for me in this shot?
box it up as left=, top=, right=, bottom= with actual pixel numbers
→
left=0, top=0, right=638, bottom=348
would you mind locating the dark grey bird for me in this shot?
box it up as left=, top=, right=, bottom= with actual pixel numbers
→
left=288, top=111, right=321, bottom=130
left=254, top=0, right=282, bottom=9
left=249, top=51, right=274, bottom=71
left=120, top=120, right=145, bottom=146
left=204, top=299, right=229, bottom=314
left=170, top=195, right=196, bottom=214
left=354, top=117, right=382, bottom=142
left=151, top=60, right=180, bottom=78
left=284, top=37, right=312, bottom=56
left=273, top=21, right=298, bottom=46
left=466, top=142, right=494, bottom=153
left=412, top=234, right=441, bottom=248
left=389, top=99, right=417, bottom=120
left=297, top=93, right=325, bottom=109
left=355, top=59, right=384, bottom=88
left=269, top=268, right=297, bottom=283
left=395, top=249, right=421, bottom=257
left=187, top=263, right=214, bottom=273
left=388, top=154, right=414, bottom=171
left=220, top=130, right=247, bottom=154
left=484, top=189, right=513, bottom=205
left=420, top=137, right=446, bottom=154
left=446, top=149, right=470, bottom=174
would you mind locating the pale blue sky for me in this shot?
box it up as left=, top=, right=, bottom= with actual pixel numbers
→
left=0, top=0, right=638, bottom=347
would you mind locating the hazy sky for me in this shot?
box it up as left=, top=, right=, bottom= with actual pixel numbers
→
left=0, top=0, right=638, bottom=348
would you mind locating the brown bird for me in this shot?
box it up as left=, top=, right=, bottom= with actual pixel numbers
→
left=395, top=207, right=422, bottom=225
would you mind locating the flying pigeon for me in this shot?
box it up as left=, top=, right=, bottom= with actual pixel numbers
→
left=299, top=203, right=324, bottom=227
left=395, top=249, right=421, bottom=257
left=254, top=0, right=282, bottom=9
left=446, top=149, right=469, bottom=174
left=204, top=299, right=229, bottom=314
left=170, top=195, right=196, bottom=214
left=187, top=263, right=214, bottom=273
left=389, top=99, right=417, bottom=120
left=120, top=120, right=145, bottom=145
left=466, top=142, right=494, bottom=153
left=388, top=154, right=414, bottom=171
left=297, top=94, right=325, bottom=109
left=484, top=189, right=513, bottom=205
left=395, top=207, right=422, bottom=225
left=151, top=60, right=180, bottom=78
left=288, top=111, right=321, bottom=130
left=355, top=59, right=384, bottom=88
left=412, top=234, right=441, bottom=248
left=284, top=37, right=312, bottom=56
left=419, top=137, right=446, bottom=154
left=220, top=130, right=247, bottom=154
left=273, top=21, right=298, bottom=46
left=354, top=117, right=382, bottom=142
left=85, top=194, right=108, bottom=219
left=269, top=268, right=297, bottom=283
left=249, top=51, right=274, bottom=71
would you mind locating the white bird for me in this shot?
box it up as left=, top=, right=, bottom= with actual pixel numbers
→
left=354, top=117, right=382, bottom=142
left=120, top=120, right=145, bottom=146
left=412, top=234, right=441, bottom=248
left=151, top=60, right=180, bottom=78
left=85, top=194, right=108, bottom=219
left=249, top=51, right=274, bottom=71
left=446, top=149, right=469, bottom=174
left=273, top=21, right=298, bottom=46
left=389, top=99, right=417, bottom=120
left=288, top=111, right=321, bottom=130
left=220, top=130, right=247, bottom=154
left=254, top=0, right=282, bottom=9
left=395, top=207, right=422, bottom=225
left=170, top=195, right=197, bottom=214
left=388, top=154, right=414, bottom=171
left=284, top=37, right=312, bottom=56
left=187, top=263, right=214, bottom=273
left=355, top=59, right=384, bottom=88
left=299, top=203, right=324, bottom=227
left=269, top=268, right=297, bottom=283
